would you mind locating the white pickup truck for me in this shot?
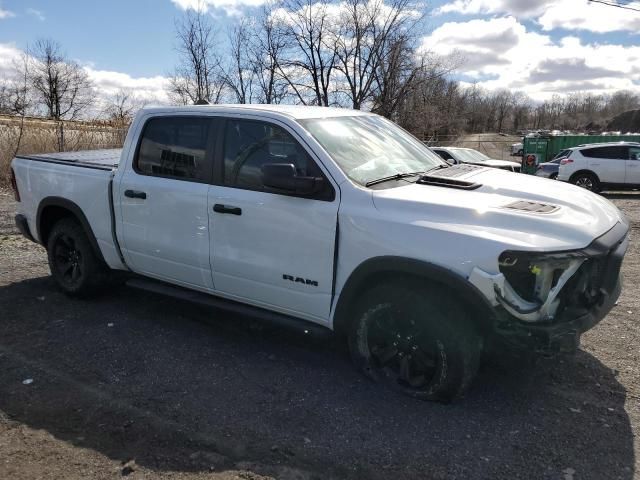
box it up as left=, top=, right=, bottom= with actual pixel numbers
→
left=10, top=105, right=629, bottom=402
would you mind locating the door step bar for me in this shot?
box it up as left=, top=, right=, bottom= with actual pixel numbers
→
left=126, top=277, right=333, bottom=338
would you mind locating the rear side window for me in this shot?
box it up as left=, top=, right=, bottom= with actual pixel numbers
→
left=553, top=149, right=570, bottom=160
left=136, top=117, right=213, bottom=182
left=223, top=119, right=324, bottom=190
left=581, top=146, right=628, bottom=160
left=433, top=149, right=453, bottom=161
left=629, top=146, right=640, bottom=160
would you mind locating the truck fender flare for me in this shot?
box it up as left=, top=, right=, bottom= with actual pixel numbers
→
left=36, top=196, right=107, bottom=265
left=332, top=256, right=496, bottom=334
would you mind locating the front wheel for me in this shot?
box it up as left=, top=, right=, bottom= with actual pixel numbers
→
left=348, top=282, right=482, bottom=403
left=47, top=218, right=108, bottom=296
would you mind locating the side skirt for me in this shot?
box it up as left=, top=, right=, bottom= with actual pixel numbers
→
left=126, top=277, right=333, bottom=338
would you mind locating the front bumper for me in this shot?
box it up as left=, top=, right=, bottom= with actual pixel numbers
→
left=493, top=273, right=621, bottom=354
left=481, top=222, right=629, bottom=354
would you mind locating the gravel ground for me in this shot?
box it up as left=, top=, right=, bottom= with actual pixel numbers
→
left=0, top=187, right=638, bottom=480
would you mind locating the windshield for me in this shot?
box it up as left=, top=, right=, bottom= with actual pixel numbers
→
left=298, top=115, right=446, bottom=186
left=471, top=150, right=492, bottom=161
left=450, top=148, right=485, bottom=163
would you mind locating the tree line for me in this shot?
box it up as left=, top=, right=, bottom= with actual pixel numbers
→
left=1, top=0, right=639, bottom=140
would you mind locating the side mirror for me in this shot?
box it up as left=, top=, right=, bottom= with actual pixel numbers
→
left=261, top=163, right=323, bottom=196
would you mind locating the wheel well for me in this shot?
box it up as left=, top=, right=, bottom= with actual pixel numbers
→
left=333, top=258, right=497, bottom=337
left=37, top=197, right=107, bottom=266
left=39, top=206, right=76, bottom=245
left=569, top=170, right=599, bottom=183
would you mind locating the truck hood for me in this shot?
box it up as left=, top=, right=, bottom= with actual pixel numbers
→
left=371, top=166, right=625, bottom=251
left=470, top=159, right=520, bottom=168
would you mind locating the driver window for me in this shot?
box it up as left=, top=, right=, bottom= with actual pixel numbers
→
left=629, top=147, right=640, bottom=161
left=223, top=119, right=321, bottom=190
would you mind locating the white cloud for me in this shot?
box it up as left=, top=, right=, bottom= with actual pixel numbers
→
left=0, top=43, right=23, bottom=78
left=0, top=7, right=14, bottom=19
left=84, top=67, right=171, bottom=106
left=0, top=43, right=171, bottom=114
left=26, top=8, right=45, bottom=21
left=421, top=17, right=640, bottom=100
left=538, top=1, right=640, bottom=33
left=435, top=0, right=552, bottom=16
left=435, top=0, right=640, bottom=33
left=171, top=0, right=266, bottom=16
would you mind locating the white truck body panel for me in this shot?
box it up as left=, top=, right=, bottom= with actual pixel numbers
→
left=11, top=105, right=628, bottom=331
left=11, top=156, right=126, bottom=270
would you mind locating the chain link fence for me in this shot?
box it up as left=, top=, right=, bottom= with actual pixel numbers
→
left=0, top=115, right=128, bottom=186
left=422, top=134, right=523, bottom=161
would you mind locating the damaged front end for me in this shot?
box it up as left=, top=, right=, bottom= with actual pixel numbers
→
left=469, top=222, right=629, bottom=354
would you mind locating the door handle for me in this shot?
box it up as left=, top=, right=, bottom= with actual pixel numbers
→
left=213, top=204, right=242, bottom=215
left=124, top=189, right=147, bottom=199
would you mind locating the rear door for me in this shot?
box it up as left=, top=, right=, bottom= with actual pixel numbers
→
left=207, top=117, right=339, bottom=323
left=580, top=146, right=627, bottom=183
left=626, top=146, right=640, bottom=185
left=118, top=115, right=218, bottom=291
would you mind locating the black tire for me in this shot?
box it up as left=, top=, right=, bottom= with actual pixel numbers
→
left=571, top=172, right=600, bottom=192
left=46, top=218, right=108, bottom=297
left=348, top=281, right=482, bottom=403
left=517, top=149, right=523, bottom=156
left=550, top=172, right=558, bottom=180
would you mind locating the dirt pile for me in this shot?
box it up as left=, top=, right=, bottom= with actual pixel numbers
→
left=606, top=109, right=640, bottom=133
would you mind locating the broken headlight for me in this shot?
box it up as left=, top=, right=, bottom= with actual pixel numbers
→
left=496, top=251, right=586, bottom=321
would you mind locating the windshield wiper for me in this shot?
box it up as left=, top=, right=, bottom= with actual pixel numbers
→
left=423, top=164, right=450, bottom=174
left=364, top=172, right=424, bottom=187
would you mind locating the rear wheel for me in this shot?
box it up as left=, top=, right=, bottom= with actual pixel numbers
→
left=47, top=218, right=108, bottom=296
left=348, top=281, right=482, bottom=403
left=571, top=172, right=600, bottom=192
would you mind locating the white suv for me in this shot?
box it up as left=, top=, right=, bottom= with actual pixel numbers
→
left=557, top=142, right=640, bottom=192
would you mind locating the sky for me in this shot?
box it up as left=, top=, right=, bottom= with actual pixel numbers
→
left=0, top=0, right=639, bottom=107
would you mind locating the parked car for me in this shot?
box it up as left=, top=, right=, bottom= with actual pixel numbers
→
left=432, top=146, right=521, bottom=172
left=11, top=105, right=629, bottom=402
left=535, top=159, right=561, bottom=179
left=511, top=142, right=523, bottom=156
left=535, top=150, right=571, bottom=180
left=557, top=142, right=640, bottom=192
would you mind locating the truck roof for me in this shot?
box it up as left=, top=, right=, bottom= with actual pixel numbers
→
left=139, top=104, right=372, bottom=120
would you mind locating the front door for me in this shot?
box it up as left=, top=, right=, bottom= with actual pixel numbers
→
left=208, top=117, right=339, bottom=323
left=118, top=115, right=217, bottom=291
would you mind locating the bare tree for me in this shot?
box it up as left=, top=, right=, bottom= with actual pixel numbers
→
left=28, top=39, right=94, bottom=121
left=169, top=6, right=224, bottom=104
left=371, top=35, right=427, bottom=119
left=278, top=0, right=337, bottom=106
left=494, top=89, right=513, bottom=132
left=222, top=19, right=255, bottom=104
left=103, top=89, right=144, bottom=126
left=334, top=0, right=420, bottom=110
left=251, top=3, right=289, bottom=104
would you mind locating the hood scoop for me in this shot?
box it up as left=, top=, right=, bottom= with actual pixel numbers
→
left=417, top=164, right=483, bottom=190
left=502, top=200, right=559, bottom=214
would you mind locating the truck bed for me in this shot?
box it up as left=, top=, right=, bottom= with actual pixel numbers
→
left=17, top=149, right=122, bottom=171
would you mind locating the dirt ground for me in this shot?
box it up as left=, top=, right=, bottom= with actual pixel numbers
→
left=0, top=187, right=638, bottom=480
